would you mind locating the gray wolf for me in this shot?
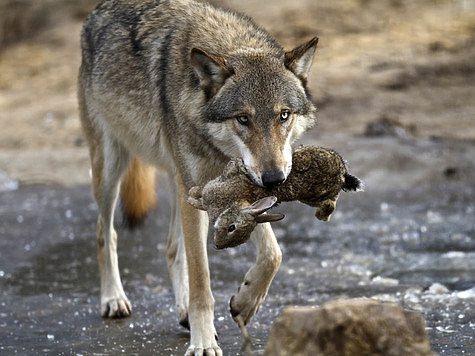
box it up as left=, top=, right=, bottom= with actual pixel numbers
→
left=78, top=0, right=318, bottom=354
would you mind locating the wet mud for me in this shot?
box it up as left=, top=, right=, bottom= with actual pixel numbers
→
left=0, top=136, right=474, bottom=355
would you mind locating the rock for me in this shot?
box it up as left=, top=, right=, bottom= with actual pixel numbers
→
left=370, top=276, right=399, bottom=286
left=370, top=68, right=414, bottom=90
left=364, top=115, right=417, bottom=138
left=426, top=283, right=450, bottom=295
left=369, top=67, right=414, bottom=90
left=265, top=298, right=434, bottom=356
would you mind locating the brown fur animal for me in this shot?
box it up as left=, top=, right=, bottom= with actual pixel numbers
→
left=188, top=145, right=362, bottom=249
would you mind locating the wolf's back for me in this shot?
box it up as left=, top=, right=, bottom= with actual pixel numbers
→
left=80, top=0, right=282, bottom=74
left=79, top=0, right=286, bottom=124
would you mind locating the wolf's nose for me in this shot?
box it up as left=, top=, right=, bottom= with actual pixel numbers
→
left=262, top=170, right=285, bottom=188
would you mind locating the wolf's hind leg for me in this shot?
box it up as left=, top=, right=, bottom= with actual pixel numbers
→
left=92, top=134, right=131, bottom=318
left=230, top=223, right=282, bottom=325
left=166, top=175, right=189, bottom=329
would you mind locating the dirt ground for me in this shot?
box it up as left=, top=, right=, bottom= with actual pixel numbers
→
left=0, top=0, right=474, bottom=187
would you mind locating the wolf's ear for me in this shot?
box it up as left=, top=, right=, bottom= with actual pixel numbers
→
left=191, top=48, right=234, bottom=99
left=284, top=36, right=319, bottom=84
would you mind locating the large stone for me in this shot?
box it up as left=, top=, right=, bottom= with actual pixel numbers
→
left=265, top=298, right=435, bottom=356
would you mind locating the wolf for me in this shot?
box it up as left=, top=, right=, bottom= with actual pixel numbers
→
left=78, top=0, right=318, bottom=354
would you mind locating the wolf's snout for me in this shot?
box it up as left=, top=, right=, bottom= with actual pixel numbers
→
left=262, top=170, right=285, bottom=188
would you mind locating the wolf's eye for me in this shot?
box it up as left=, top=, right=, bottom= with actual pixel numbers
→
left=280, top=111, right=290, bottom=122
left=236, top=115, right=249, bottom=126
left=228, top=224, right=236, bottom=232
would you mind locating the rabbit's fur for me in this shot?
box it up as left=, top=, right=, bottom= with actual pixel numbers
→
left=188, top=145, right=362, bottom=249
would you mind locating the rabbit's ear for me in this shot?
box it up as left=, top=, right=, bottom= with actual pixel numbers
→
left=256, top=213, right=285, bottom=224
left=243, top=196, right=278, bottom=216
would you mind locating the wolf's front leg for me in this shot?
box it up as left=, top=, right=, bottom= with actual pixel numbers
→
left=230, top=223, right=282, bottom=325
left=178, top=182, right=222, bottom=356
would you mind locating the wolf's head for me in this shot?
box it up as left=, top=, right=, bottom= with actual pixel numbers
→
left=192, top=37, right=318, bottom=187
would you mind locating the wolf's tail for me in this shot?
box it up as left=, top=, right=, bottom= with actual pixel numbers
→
left=120, top=159, right=157, bottom=227
left=343, top=173, right=364, bottom=192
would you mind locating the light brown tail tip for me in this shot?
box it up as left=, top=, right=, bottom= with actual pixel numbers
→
left=120, top=159, right=157, bottom=228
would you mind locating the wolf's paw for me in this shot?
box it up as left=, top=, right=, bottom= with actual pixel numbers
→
left=185, top=345, right=222, bottom=356
left=101, top=297, right=132, bottom=318
left=185, top=312, right=221, bottom=356
left=229, top=282, right=266, bottom=325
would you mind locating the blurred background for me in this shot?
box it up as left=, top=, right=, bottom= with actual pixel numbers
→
left=0, top=0, right=474, bottom=187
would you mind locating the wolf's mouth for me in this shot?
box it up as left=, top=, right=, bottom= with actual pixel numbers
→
left=241, top=159, right=293, bottom=188
left=285, top=162, right=293, bottom=178
left=240, top=160, right=265, bottom=187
